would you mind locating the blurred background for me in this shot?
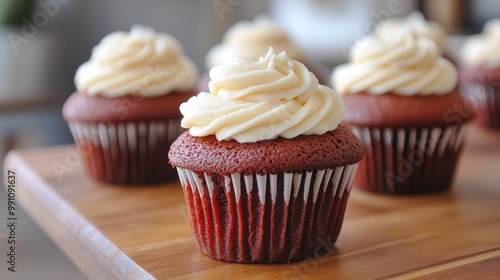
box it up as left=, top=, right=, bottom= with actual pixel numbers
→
left=0, top=0, right=498, bottom=278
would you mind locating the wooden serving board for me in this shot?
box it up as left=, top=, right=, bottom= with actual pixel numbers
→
left=3, top=127, right=500, bottom=279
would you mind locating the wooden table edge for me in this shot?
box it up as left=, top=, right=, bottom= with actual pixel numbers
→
left=3, top=150, right=155, bottom=280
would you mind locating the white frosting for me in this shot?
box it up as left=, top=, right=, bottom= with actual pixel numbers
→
left=332, top=32, right=457, bottom=96
left=461, top=19, right=500, bottom=69
left=181, top=49, right=344, bottom=143
left=75, top=25, right=197, bottom=98
left=205, top=16, right=304, bottom=70
left=376, top=12, right=447, bottom=51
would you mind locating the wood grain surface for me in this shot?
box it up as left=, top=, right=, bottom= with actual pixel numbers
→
left=3, top=127, right=500, bottom=279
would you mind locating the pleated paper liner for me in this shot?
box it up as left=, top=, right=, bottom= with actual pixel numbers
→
left=68, top=119, right=184, bottom=184
left=351, top=125, right=468, bottom=194
left=177, top=164, right=358, bottom=263
left=461, top=84, right=500, bottom=130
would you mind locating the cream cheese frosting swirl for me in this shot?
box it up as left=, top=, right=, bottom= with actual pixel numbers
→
left=181, top=49, right=344, bottom=143
left=75, top=25, right=197, bottom=98
left=461, top=19, right=500, bottom=69
left=332, top=32, right=457, bottom=96
left=205, top=16, right=304, bottom=70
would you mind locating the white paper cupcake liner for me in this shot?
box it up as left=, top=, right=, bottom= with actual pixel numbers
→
left=68, top=119, right=184, bottom=184
left=176, top=164, right=358, bottom=263
left=351, top=124, right=468, bottom=193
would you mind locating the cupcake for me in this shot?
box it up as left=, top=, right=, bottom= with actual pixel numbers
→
left=199, top=15, right=325, bottom=91
left=332, top=30, right=473, bottom=194
left=63, top=26, right=198, bottom=184
left=375, top=12, right=452, bottom=61
left=169, top=49, right=364, bottom=263
left=459, top=19, right=500, bottom=130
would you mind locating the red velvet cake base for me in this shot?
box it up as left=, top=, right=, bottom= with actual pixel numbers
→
left=177, top=166, right=358, bottom=263
left=341, top=91, right=473, bottom=127
left=352, top=125, right=468, bottom=194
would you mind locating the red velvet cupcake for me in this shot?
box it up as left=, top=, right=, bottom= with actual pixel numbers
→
left=169, top=49, right=364, bottom=263
left=332, top=30, right=473, bottom=194
left=460, top=19, right=500, bottom=130
left=63, top=26, right=198, bottom=184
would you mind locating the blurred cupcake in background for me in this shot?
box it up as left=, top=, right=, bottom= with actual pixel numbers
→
left=375, top=12, right=453, bottom=62
left=459, top=19, right=500, bottom=130
left=63, top=25, right=198, bottom=185
left=169, top=49, right=364, bottom=263
left=199, top=15, right=325, bottom=91
left=332, top=29, right=473, bottom=194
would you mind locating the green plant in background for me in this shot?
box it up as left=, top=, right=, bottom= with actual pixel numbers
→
left=0, top=0, right=35, bottom=25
